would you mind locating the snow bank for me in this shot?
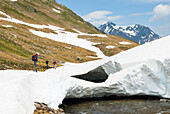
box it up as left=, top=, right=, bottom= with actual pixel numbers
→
left=67, top=59, right=169, bottom=98
left=114, top=35, right=170, bottom=68
left=0, top=70, right=72, bottom=114
left=1, top=57, right=169, bottom=113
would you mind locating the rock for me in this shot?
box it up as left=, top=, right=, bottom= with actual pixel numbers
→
left=0, top=65, right=5, bottom=70
left=76, top=56, right=83, bottom=61
left=34, top=102, right=41, bottom=109
left=58, top=108, right=65, bottom=114
left=34, top=102, right=65, bottom=114
left=4, top=65, right=12, bottom=69
left=160, top=99, right=170, bottom=102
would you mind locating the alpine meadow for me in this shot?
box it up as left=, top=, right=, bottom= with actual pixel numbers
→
left=0, top=0, right=138, bottom=70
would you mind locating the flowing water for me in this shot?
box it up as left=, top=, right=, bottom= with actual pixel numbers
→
left=61, top=96, right=170, bottom=114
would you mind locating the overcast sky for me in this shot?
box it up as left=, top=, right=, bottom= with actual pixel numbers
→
left=56, top=0, right=170, bottom=37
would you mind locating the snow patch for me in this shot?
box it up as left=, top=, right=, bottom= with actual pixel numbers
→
left=141, top=36, right=146, bottom=39
left=53, top=8, right=60, bottom=13
left=106, top=45, right=115, bottom=49
left=0, top=11, right=9, bottom=17
left=2, top=25, right=13, bottom=27
left=119, top=42, right=131, bottom=45
left=29, top=29, right=106, bottom=58
left=86, top=56, right=98, bottom=58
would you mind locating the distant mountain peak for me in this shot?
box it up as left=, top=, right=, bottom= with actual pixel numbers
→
left=99, top=22, right=161, bottom=44
left=105, top=21, right=116, bottom=26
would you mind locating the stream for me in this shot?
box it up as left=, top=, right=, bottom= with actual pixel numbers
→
left=61, top=96, right=170, bottom=114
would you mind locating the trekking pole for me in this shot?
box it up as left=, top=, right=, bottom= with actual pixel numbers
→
left=39, top=61, right=41, bottom=71
left=40, top=61, right=44, bottom=72
left=37, top=62, right=39, bottom=72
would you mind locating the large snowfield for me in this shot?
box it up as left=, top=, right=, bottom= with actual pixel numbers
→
left=0, top=35, right=170, bottom=114
left=0, top=10, right=170, bottom=114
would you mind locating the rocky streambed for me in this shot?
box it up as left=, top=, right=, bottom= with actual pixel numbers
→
left=61, top=96, right=170, bottom=114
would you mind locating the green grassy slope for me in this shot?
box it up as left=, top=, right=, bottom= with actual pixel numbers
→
left=0, top=0, right=139, bottom=70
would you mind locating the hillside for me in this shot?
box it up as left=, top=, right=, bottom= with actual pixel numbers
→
left=0, top=0, right=139, bottom=70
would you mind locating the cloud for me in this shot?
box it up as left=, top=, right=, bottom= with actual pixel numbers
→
left=107, top=15, right=123, bottom=20
left=82, top=11, right=112, bottom=21
left=90, top=20, right=107, bottom=25
left=132, top=12, right=153, bottom=16
left=82, top=11, right=123, bottom=26
left=150, top=4, right=170, bottom=22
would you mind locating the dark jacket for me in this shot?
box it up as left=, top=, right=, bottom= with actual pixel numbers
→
left=46, top=60, right=49, bottom=64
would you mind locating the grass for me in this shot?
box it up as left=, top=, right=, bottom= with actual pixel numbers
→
left=0, top=20, right=101, bottom=70
left=64, top=28, right=79, bottom=33
left=0, top=20, right=138, bottom=69
left=78, top=35, right=139, bottom=56
left=0, top=59, right=32, bottom=70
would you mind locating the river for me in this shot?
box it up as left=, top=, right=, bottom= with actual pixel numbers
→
left=61, top=96, right=170, bottom=114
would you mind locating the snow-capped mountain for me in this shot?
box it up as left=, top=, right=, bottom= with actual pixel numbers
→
left=99, top=22, right=161, bottom=44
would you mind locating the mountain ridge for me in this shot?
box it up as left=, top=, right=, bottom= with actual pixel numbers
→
left=99, top=21, right=160, bottom=44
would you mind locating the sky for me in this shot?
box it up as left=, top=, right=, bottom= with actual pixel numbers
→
left=56, top=0, right=170, bottom=37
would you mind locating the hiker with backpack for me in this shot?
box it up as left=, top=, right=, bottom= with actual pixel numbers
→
left=53, top=60, right=56, bottom=69
left=31, top=52, right=39, bottom=72
left=46, top=59, right=49, bottom=69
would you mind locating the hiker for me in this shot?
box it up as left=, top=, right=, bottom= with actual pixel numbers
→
left=53, top=60, right=56, bottom=69
left=31, top=52, right=39, bottom=72
left=46, top=59, right=49, bottom=69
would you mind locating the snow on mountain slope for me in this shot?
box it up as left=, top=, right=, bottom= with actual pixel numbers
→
left=0, top=0, right=139, bottom=71
left=29, top=29, right=107, bottom=58
left=53, top=8, right=61, bottom=13
left=99, top=21, right=160, bottom=44
left=0, top=37, right=170, bottom=113
left=0, top=10, right=107, bottom=58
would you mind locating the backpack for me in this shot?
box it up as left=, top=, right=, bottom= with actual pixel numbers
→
left=31, top=54, right=38, bottom=61
left=53, top=61, right=56, bottom=64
